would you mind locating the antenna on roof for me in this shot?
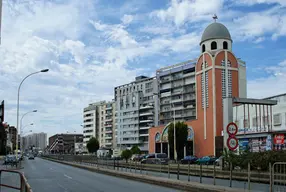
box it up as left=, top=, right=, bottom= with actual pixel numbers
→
left=213, top=14, right=218, bottom=22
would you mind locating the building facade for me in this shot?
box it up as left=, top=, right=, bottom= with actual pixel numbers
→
left=49, top=133, right=83, bottom=154
left=234, top=93, right=286, bottom=152
left=156, top=60, right=197, bottom=125
left=149, top=21, right=247, bottom=158
left=115, top=76, right=158, bottom=152
left=83, top=100, right=116, bottom=149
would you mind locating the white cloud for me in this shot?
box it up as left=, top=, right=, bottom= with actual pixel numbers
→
left=247, top=60, right=286, bottom=98
left=150, top=0, right=223, bottom=26
left=121, top=14, right=134, bottom=25
left=233, top=0, right=286, bottom=6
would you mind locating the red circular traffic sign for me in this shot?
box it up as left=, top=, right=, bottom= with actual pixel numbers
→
left=226, top=122, right=238, bottom=136
left=227, top=137, right=238, bottom=151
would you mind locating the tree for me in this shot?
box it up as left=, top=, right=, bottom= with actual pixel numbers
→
left=86, top=137, right=99, bottom=154
left=130, top=145, right=141, bottom=154
left=121, top=149, right=132, bottom=162
left=168, top=121, right=188, bottom=160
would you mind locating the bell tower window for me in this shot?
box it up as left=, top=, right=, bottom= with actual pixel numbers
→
left=223, top=41, right=228, bottom=49
left=202, top=44, right=206, bottom=52
left=211, top=41, right=217, bottom=50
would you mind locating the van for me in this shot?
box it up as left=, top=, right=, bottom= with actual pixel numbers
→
left=141, top=153, right=168, bottom=165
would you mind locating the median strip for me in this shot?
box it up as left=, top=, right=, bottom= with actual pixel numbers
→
left=42, top=157, right=256, bottom=192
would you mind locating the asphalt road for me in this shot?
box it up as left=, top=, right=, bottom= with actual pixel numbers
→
left=20, top=157, right=181, bottom=192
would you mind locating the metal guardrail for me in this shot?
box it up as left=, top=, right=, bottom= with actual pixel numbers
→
left=0, top=169, right=32, bottom=192
left=271, top=162, right=286, bottom=192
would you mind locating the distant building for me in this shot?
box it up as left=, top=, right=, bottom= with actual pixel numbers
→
left=23, top=132, right=47, bottom=150
left=49, top=133, right=83, bottom=154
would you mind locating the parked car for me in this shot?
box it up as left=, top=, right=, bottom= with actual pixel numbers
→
left=3, top=155, right=18, bottom=166
left=131, top=154, right=141, bottom=161
left=180, top=156, right=198, bottom=164
left=196, top=156, right=217, bottom=165
left=141, top=153, right=169, bottom=165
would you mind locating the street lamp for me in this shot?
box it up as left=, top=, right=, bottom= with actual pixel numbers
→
left=15, top=69, right=49, bottom=158
left=20, top=110, right=37, bottom=152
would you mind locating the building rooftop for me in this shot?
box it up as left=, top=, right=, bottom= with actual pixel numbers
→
left=201, top=22, right=232, bottom=44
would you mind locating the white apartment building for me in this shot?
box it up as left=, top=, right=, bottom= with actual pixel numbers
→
left=23, top=132, right=47, bottom=150
left=233, top=93, right=286, bottom=152
left=83, top=100, right=116, bottom=149
left=114, top=76, right=158, bottom=152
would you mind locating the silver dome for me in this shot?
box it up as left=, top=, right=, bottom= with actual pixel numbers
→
left=200, top=22, right=232, bottom=45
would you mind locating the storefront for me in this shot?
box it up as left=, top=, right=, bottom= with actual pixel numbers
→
left=237, top=133, right=272, bottom=153
left=273, top=133, right=285, bottom=151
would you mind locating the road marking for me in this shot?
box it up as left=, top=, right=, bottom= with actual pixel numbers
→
left=64, top=174, right=72, bottom=179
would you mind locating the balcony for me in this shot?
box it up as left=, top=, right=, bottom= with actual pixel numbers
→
left=139, top=105, right=153, bottom=110
left=160, top=92, right=171, bottom=97
left=105, top=135, right=112, bottom=139
left=105, top=130, right=112, bottom=134
left=139, top=112, right=153, bottom=116
left=106, top=106, right=112, bottom=110
left=139, top=126, right=150, bottom=130
left=139, top=133, right=149, bottom=137
left=105, top=118, right=113, bottom=122
left=105, top=142, right=112, bottom=146
left=139, top=119, right=154, bottom=123
left=172, top=98, right=182, bottom=103
left=105, top=124, right=113, bottom=127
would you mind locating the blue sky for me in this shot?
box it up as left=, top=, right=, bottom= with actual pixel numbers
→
left=0, top=0, right=285, bottom=138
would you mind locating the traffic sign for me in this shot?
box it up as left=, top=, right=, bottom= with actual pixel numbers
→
left=226, top=122, right=238, bottom=136
left=227, top=137, right=238, bottom=151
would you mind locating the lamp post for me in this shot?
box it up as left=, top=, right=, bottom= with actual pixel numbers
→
left=15, top=69, right=49, bottom=158
left=20, top=110, right=37, bottom=152
left=22, top=124, right=33, bottom=152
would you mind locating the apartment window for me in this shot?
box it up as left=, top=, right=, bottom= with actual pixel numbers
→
left=273, top=114, right=281, bottom=126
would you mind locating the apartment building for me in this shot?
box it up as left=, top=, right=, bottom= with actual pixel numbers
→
left=23, top=132, right=47, bottom=150
left=156, top=60, right=197, bottom=125
left=114, top=76, right=158, bottom=152
left=83, top=100, right=116, bottom=149
left=98, top=100, right=116, bottom=149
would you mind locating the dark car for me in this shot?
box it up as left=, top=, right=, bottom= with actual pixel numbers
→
left=28, top=154, right=35, bottom=160
left=196, top=156, right=217, bottom=165
left=180, top=156, right=198, bottom=164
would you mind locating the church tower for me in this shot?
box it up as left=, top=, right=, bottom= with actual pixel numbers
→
left=195, top=18, right=240, bottom=156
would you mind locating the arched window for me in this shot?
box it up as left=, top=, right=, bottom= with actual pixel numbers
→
left=202, top=44, right=206, bottom=52
left=223, top=41, right=228, bottom=49
left=211, top=41, right=217, bottom=50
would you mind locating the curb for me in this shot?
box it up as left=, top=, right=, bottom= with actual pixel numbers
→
left=42, top=158, right=256, bottom=192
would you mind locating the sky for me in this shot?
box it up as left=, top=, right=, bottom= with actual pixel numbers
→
left=0, top=0, right=285, bottom=138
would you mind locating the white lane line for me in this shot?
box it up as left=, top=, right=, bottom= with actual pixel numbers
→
left=64, top=174, right=72, bottom=179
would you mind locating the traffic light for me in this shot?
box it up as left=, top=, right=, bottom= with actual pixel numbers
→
left=0, top=100, right=4, bottom=123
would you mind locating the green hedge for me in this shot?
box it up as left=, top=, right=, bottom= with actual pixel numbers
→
left=224, top=149, right=286, bottom=171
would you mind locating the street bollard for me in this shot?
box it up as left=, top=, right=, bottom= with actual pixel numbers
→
left=113, top=159, right=115, bottom=170
left=248, top=162, right=251, bottom=191
left=129, top=162, right=131, bottom=172
left=140, top=163, right=142, bottom=174
left=160, top=163, right=162, bottom=176
left=177, top=162, right=180, bottom=180
left=229, top=162, right=233, bottom=188
left=135, top=162, right=137, bottom=173
left=213, top=163, right=216, bottom=185
left=168, top=163, right=170, bottom=178
left=117, top=159, right=119, bottom=171
left=188, top=161, right=190, bottom=182
left=199, top=164, right=202, bottom=183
